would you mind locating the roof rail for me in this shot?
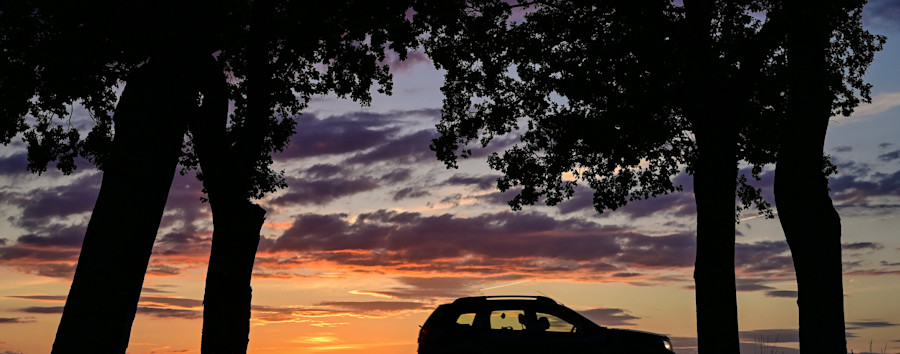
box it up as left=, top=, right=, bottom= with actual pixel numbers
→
left=451, top=295, right=557, bottom=304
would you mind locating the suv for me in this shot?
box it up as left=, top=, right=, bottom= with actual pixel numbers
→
left=417, top=296, right=675, bottom=354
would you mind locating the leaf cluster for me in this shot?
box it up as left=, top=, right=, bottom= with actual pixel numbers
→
left=2, top=0, right=421, bottom=199
left=423, top=0, right=883, bottom=219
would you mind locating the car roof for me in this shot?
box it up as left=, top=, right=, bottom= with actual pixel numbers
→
left=449, top=295, right=561, bottom=306
left=426, top=295, right=601, bottom=329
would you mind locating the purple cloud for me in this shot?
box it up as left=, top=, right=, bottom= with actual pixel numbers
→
left=147, top=264, right=183, bottom=276
left=157, top=232, right=205, bottom=246
left=304, top=164, right=347, bottom=179
left=15, top=224, right=86, bottom=249
left=346, top=129, right=438, bottom=165
left=834, top=146, right=853, bottom=153
left=393, top=187, right=431, bottom=201
left=735, top=278, right=776, bottom=292
left=276, top=113, right=400, bottom=160
left=830, top=169, right=900, bottom=204
left=878, top=149, right=900, bottom=162
left=4, top=173, right=101, bottom=227
left=735, top=241, right=793, bottom=274
left=136, top=307, right=201, bottom=319
left=275, top=109, right=440, bottom=162
left=18, top=306, right=64, bottom=314
left=141, top=287, right=174, bottom=294
left=464, top=134, right=521, bottom=160
left=473, top=189, right=524, bottom=207
left=442, top=174, right=500, bottom=190
left=272, top=177, right=380, bottom=206
left=863, top=0, right=900, bottom=31
left=553, top=173, right=695, bottom=217
left=615, top=232, right=696, bottom=268
left=843, top=242, right=884, bottom=250
left=0, top=223, right=86, bottom=278
left=846, top=320, right=899, bottom=329
left=0, top=152, right=28, bottom=176
left=259, top=209, right=702, bottom=277
left=156, top=173, right=209, bottom=231
left=766, top=290, right=798, bottom=298
left=0, top=317, right=35, bottom=324
left=380, top=168, right=413, bottom=183
left=0, top=245, right=80, bottom=262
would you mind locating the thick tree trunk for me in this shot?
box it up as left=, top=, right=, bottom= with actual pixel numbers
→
left=52, top=57, right=193, bottom=353
left=682, top=0, right=741, bottom=353
left=200, top=202, right=265, bottom=353
left=692, top=126, right=740, bottom=354
left=192, top=21, right=270, bottom=350
left=776, top=1, right=847, bottom=352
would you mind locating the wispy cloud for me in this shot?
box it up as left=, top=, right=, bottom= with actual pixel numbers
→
left=0, top=316, right=36, bottom=324
left=847, top=320, right=900, bottom=329
left=273, top=177, right=380, bottom=206
left=848, top=91, right=900, bottom=118
left=765, top=290, right=798, bottom=298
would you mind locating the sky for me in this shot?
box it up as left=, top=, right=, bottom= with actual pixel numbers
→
left=2, top=2, right=900, bottom=354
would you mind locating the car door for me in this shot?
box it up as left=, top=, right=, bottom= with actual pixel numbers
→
left=470, top=308, right=544, bottom=353
left=532, top=310, right=603, bottom=352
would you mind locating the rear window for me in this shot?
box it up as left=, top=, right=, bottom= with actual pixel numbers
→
left=456, top=313, right=476, bottom=326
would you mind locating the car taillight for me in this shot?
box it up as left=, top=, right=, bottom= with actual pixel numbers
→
left=418, top=327, right=429, bottom=344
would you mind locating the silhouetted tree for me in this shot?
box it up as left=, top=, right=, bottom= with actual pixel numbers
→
left=183, top=2, right=420, bottom=352
left=776, top=0, right=883, bottom=352
left=1, top=0, right=419, bottom=352
left=420, top=0, right=881, bottom=352
left=2, top=2, right=222, bottom=351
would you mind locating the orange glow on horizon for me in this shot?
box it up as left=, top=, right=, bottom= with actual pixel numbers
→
left=264, top=221, right=294, bottom=230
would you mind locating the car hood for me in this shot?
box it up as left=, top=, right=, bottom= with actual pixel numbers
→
left=602, top=327, right=672, bottom=353
left=605, top=328, right=668, bottom=340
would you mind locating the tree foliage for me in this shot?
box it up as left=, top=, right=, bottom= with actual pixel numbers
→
left=1, top=0, right=420, bottom=198
left=423, top=0, right=882, bottom=219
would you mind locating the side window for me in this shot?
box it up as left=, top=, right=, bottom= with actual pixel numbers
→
left=456, top=313, right=476, bottom=327
left=535, top=312, right=576, bottom=333
left=490, top=310, right=526, bottom=330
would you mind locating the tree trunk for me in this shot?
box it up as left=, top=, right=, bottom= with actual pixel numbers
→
left=692, top=127, right=740, bottom=354
left=194, top=5, right=271, bottom=347
left=200, top=201, right=265, bottom=353
left=683, top=0, right=741, bottom=352
left=52, top=57, right=193, bottom=353
left=193, top=58, right=268, bottom=352
left=776, top=1, right=847, bottom=352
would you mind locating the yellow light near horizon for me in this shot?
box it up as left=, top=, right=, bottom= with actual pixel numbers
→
left=348, top=290, right=395, bottom=298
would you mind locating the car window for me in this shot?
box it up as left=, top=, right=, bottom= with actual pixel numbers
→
left=490, top=310, right=525, bottom=330
left=456, top=313, right=476, bottom=326
left=536, top=312, right=576, bottom=333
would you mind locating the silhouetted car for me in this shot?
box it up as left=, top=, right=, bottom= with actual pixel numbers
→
left=417, top=296, right=675, bottom=354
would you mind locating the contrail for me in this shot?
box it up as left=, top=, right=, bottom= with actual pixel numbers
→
left=740, top=210, right=778, bottom=222
left=480, top=280, right=530, bottom=291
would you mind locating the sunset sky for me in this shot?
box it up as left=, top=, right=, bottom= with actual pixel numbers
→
left=2, top=2, right=900, bottom=353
